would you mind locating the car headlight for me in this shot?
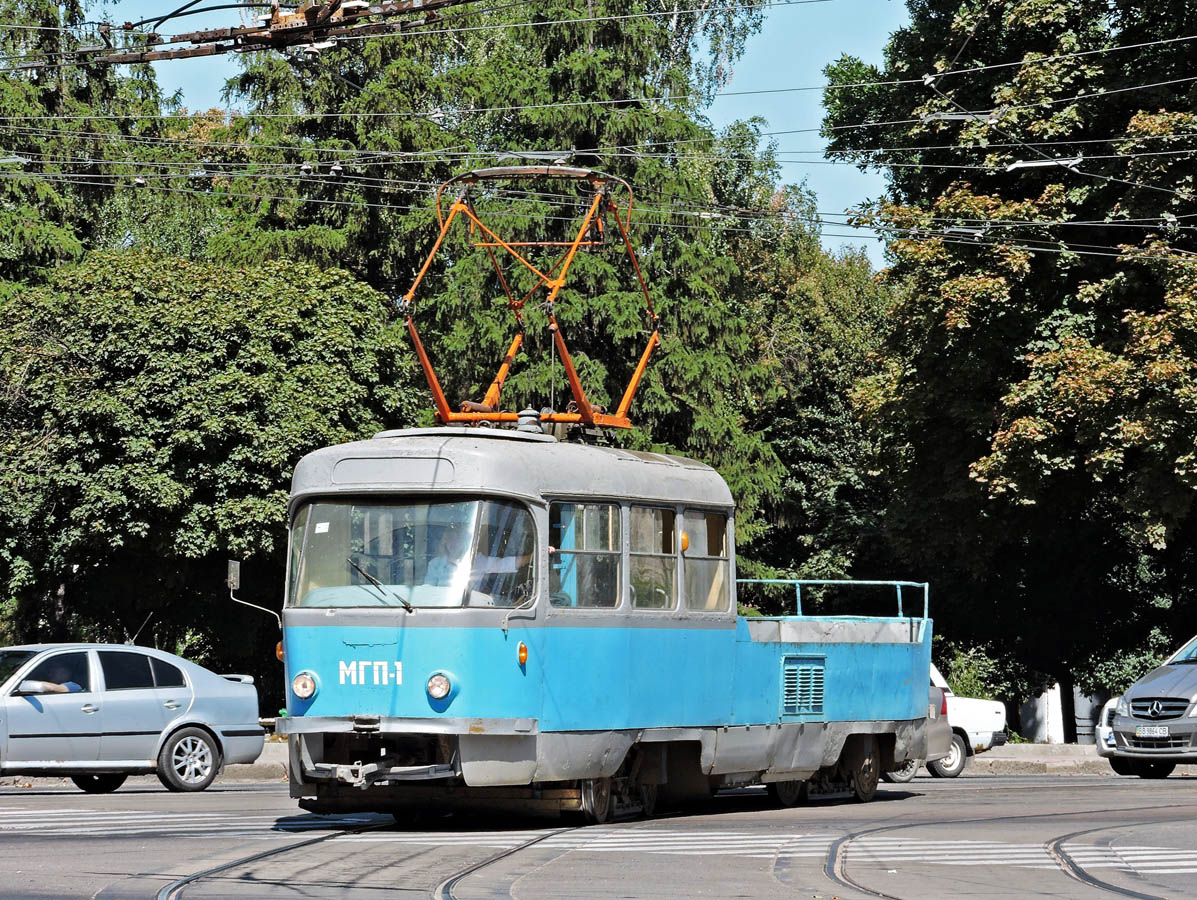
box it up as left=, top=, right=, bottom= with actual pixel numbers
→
left=426, top=672, right=451, bottom=700
left=1190, top=693, right=1197, bottom=717
left=1115, top=695, right=1129, bottom=717
left=292, top=671, right=317, bottom=700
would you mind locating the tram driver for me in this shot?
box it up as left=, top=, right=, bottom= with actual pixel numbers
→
left=425, top=525, right=534, bottom=606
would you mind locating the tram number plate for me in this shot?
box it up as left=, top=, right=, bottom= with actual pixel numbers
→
left=1135, top=725, right=1169, bottom=738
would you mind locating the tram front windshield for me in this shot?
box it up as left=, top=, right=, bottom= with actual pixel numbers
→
left=288, top=498, right=535, bottom=609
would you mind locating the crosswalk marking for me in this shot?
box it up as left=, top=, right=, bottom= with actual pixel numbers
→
left=0, top=808, right=376, bottom=839
left=5, top=807, right=1197, bottom=883
left=847, top=838, right=1197, bottom=877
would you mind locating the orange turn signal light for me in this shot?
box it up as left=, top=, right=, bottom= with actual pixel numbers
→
left=276, top=641, right=285, bottom=661
left=518, top=641, right=528, bottom=666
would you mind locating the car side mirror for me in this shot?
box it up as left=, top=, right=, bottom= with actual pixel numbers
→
left=15, top=680, right=45, bottom=696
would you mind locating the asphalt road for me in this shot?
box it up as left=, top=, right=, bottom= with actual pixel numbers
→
left=2, top=775, right=1196, bottom=899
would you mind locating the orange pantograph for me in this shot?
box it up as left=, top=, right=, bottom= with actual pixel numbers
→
left=400, top=166, right=660, bottom=430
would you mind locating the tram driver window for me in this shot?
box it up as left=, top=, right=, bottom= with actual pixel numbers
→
left=630, top=506, right=676, bottom=609
left=683, top=511, right=730, bottom=612
left=549, top=502, right=620, bottom=608
left=288, top=498, right=535, bottom=609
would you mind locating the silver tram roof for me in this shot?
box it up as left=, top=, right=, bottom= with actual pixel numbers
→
left=290, top=428, right=734, bottom=512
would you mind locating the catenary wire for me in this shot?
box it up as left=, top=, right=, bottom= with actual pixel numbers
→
left=8, top=145, right=1197, bottom=233
left=4, top=168, right=1194, bottom=261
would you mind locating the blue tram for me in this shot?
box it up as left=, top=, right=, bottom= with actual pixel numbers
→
left=277, top=426, right=936, bottom=820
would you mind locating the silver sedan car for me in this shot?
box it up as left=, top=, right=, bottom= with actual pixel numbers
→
left=0, top=644, right=264, bottom=793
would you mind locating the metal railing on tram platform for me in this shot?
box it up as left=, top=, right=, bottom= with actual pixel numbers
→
left=734, top=579, right=930, bottom=619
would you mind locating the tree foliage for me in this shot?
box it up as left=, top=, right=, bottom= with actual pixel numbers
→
left=0, top=1, right=166, bottom=294
left=203, top=1, right=788, bottom=539
left=0, top=3, right=901, bottom=693
left=824, top=0, right=1197, bottom=680
left=0, top=251, right=418, bottom=661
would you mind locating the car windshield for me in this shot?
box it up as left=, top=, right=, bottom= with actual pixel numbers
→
left=0, top=649, right=36, bottom=686
left=288, top=497, right=535, bottom=609
left=1171, top=635, right=1197, bottom=664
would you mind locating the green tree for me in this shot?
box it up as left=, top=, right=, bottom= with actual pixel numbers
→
left=823, top=0, right=1197, bottom=684
left=0, top=1, right=165, bottom=294
left=738, top=186, right=894, bottom=593
left=0, top=251, right=419, bottom=672
left=208, top=2, right=785, bottom=537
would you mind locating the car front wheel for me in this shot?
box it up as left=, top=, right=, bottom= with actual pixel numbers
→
left=927, top=733, right=968, bottom=778
left=157, top=727, right=220, bottom=792
left=882, top=758, right=921, bottom=783
left=1133, top=760, right=1175, bottom=780
left=71, top=773, right=127, bottom=794
left=1109, top=756, right=1136, bottom=776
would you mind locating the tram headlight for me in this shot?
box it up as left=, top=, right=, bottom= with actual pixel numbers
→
left=292, top=671, right=317, bottom=700
left=426, top=672, right=452, bottom=700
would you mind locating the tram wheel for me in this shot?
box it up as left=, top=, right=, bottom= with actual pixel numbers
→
left=580, top=777, right=613, bottom=825
left=849, top=735, right=880, bottom=803
left=766, top=780, right=807, bottom=808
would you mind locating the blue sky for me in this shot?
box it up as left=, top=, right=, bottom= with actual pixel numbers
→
left=106, top=1, right=908, bottom=263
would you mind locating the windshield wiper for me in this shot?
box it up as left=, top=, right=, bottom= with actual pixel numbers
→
left=345, top=557, right=414, bottom=613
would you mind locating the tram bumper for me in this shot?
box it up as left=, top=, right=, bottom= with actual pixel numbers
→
left=277, top=714, right=539, bottom=736
left=279, top=715, right=541, bottom=793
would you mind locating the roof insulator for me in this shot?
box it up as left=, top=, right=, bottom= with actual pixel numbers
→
left=1006, top=156, right=1083, bottom=172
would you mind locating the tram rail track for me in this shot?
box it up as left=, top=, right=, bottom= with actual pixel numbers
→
left=149, top=814, right=583, bottom=900
left=154, top=819, right=395, bottom=900
left=1047, top=823, right=1183, bottom=900
left=433, top=826, right=577, bottom=900
left=819, top=804, right=1191, bottom=900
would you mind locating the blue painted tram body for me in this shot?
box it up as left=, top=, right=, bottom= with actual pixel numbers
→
left=278, top=428, right=935, bottom=816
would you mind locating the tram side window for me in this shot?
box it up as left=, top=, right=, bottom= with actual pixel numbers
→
left=683, top=511, right=730, bottom=612
left=630, top=506, right=676, bottom=609
left=549, top=502, right=620, bottom=608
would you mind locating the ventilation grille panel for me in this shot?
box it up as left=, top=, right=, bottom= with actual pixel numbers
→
left=782, top=656, right=824, bottom=717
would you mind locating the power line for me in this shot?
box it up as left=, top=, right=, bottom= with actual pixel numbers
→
left=927, top=83, right=1193, bottom=201
left=0, top=0, right=828, bottom=69
left=5, top=167, right=1195, bottom=261
left=9, top=140, right=1197, bottom=234
left=8, top=118, right=1197, bottom=166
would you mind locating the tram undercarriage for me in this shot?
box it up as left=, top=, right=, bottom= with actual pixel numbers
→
left=287, top=719, right=926, bottom=821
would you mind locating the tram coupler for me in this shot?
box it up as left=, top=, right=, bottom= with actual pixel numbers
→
left=308, top=756, right=460, bottom=789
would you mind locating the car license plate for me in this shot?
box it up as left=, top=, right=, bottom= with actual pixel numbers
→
left=1135, top=725, right=1169, bottom=738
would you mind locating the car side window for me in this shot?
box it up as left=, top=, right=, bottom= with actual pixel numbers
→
left=151, top=658, right=186, bottom=688
left=26, top=652, right=91, bottom=692
left=99, top=651, right=155, bottom=690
